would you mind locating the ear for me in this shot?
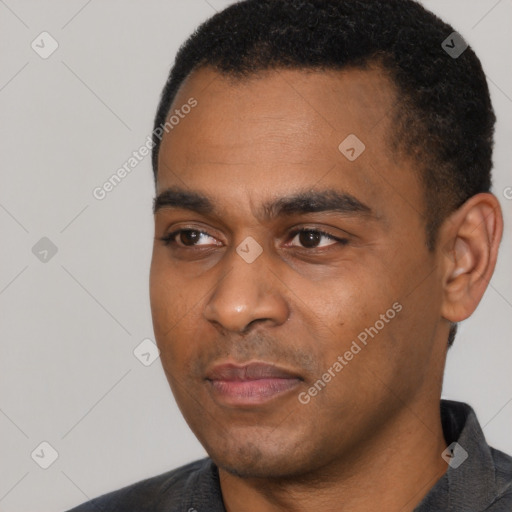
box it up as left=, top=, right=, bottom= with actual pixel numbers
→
left=439, top=193, right=503, bottom=323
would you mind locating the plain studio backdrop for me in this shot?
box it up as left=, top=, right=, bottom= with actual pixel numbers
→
left=0, top=1, right=510, bottom=510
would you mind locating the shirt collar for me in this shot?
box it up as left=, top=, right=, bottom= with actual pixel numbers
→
left=415, top=400, right=500, bottom=511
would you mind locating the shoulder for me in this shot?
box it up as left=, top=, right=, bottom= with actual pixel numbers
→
left=65, top=458, right=216, bottom=512
left=489, top=446, right=512, bottom=509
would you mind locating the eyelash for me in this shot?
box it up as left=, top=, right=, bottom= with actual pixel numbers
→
left=158, top=228, right=349, bottom=250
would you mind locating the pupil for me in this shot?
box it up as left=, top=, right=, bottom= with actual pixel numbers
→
left=181, top=230, right=199, bottom=245
left=300, top=230, right=320, bottom=248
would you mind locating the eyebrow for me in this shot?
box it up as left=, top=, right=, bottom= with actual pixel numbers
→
left=153, top=186, right=373, bottom=220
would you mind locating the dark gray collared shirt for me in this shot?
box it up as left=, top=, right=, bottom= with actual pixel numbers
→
left=67, top=400, right=512, bottom=511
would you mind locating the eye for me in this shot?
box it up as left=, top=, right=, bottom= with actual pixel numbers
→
left=287, top=229, right=348, bottom=249
left=159, top=229, right=221, bottom=247
left=158, top=227, right=348, bottom=251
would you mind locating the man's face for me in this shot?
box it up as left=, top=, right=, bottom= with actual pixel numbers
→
left=150, top=67, right=446, bottom=478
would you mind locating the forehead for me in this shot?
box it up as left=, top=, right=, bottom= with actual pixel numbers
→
left=156, top=67, right=423, bottom=223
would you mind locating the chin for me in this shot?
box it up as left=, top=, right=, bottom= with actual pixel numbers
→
left=216, top=456, right=301, bottom=480
left=203, top=430, right=318, bottom=480
left=214, top=452, right=325, bottom=481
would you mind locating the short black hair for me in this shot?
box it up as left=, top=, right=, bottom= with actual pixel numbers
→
left=152, top=0, right=496, bottom=347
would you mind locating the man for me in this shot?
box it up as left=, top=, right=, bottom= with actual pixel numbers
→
left=68, top=0, right=511, bottom=510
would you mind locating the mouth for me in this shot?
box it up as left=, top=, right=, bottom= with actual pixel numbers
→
left=205, top=361, right=303, bottom=407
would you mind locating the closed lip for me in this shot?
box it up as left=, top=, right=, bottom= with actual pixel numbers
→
left=205, top=361, right=303, bottom=382
left=205, top=361, right=303, bottom=406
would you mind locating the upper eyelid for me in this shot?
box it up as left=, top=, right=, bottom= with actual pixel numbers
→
left=287, top=229, right=342, bottom=243
left=164, top=228, right=218, bottom=243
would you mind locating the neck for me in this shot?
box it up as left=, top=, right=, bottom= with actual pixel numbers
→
left=218, top=399, right=448, bottom=512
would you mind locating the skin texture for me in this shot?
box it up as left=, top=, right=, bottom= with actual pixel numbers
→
left=149, top=67, right=503, bottom=511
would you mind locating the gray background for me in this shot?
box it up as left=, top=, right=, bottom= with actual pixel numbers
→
left=0, top=1, right=510, bottom=510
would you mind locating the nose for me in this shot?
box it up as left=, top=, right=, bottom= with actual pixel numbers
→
left=203, top=245, right=290, bottom=333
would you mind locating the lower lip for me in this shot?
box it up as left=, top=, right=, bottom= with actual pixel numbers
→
left=207, top=378, right=301, bottom=406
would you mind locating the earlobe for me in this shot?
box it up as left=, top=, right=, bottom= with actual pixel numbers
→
left=440, top=193, right=503, bottom=324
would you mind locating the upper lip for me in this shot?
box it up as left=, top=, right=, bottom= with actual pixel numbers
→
left=206, top=362, right=302, bottom=381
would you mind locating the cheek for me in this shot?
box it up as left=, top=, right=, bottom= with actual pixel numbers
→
left=150, top=253, right=194, bottom=324
left=149, top=255, right=204, bottom=366
left=300, top=272, right=409, bottom=380
left=308, top=275, right=395, bottom=334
